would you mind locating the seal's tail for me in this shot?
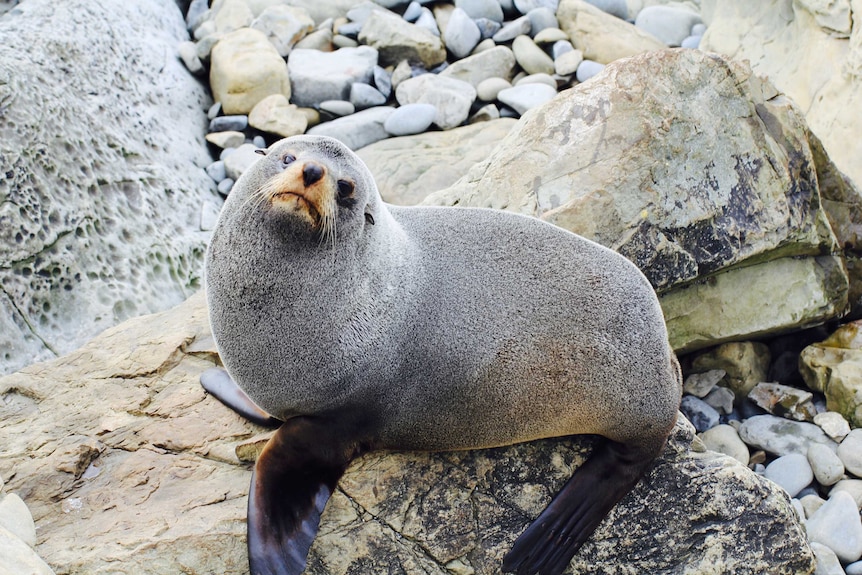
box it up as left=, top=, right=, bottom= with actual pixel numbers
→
left=501, top=437, right=665, bottom=575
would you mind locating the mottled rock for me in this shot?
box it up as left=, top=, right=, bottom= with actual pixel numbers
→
left=748, top=382, right=817, bottom=422
left=423, top=50, right=847, bottom=351
left=815, top=411, right=852, bottom=442
left=692, top=342, right=771, bottom=399
left=800, top=321, right=862, bottom=426
left=287, top=46, right=378, bottom=108
left=683, top=369, right=726, bottom=398
left=557, top=0, right=666, bottom=63
left=739, top=414, right=837, bottom=457
left=359, top=9, right=447, bottom=67
left=680, top=396, right=720, bottom=433
left=0, top=0, right=217, bottom=375
left=395, top=74, right=477, bottom=130
left=210, top=27, right=291, bottom=114
left=307, top=106, right=395, bottom=149
left=0, top=300, right=816, bottom=573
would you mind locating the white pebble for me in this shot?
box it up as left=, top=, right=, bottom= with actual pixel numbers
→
left=840, top=429, right=862, bottom=478
left=497, top=83, right=557, bottom=115
left=576, top=60, right=604, bottom=83
left=800, top=493, right=826, bottom=519
left=807, top=490, right=862, bottom=563
left=477, top=77, right=513, bottom=101
left=808, top=443, right=846, bottom=486
left=699, top=424, right=749, bottom=465
left=810, top=541, right=846, bottom=575
left=832, top=479, right=862, bottom=508
left=815, top=411, right=851, bottom=442
left=847, top=560, right=862, bottom=575
left=0, top=493, right=37, bottom=547
left=383, top=103, right=437, bottom=136
left=764, top=453, right=813, bottom=497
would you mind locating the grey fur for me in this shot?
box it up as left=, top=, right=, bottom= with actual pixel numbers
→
left=206, top=135, right=682, bottom=454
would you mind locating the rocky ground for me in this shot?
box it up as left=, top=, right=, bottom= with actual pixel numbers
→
left=3, top=0, right=862, bottom=573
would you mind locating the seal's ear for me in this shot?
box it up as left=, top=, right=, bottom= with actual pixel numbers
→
left=365, top=212, right=375, bottom=225
left=255, top=149, right=267, bottom=156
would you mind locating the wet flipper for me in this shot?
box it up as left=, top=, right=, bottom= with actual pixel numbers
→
left=200, top=367, right=282, bottom=428
left=248, top=417, right=362, bottom=575
left=502, top=439, right=663, bottom=575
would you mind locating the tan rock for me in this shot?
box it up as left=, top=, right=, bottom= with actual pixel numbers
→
left=800, top=320, right=862, bottom=426
left=250, top=4, right=315, bottom=56
left=210, top=27, right=292, bottom=115
left=439, top=46, right=517, bottom=87
left=557, top=0, right=666, bottom=64
left=211, top=0, right=254, bottom=34
left=248, top=94, right=308, bottom=137
left=691, top=342, right=771, bottom=399
left=205, top=130, right=245, bottom=149
left=0, top=292, right=814, bottom=574
left=0, top=525, right=55, bottom=575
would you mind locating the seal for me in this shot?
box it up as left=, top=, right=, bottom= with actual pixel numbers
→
left=202, top=135, right=682, bottom=575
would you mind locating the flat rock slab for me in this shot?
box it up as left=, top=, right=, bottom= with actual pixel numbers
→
left=0, top=293, right=813, bottom=574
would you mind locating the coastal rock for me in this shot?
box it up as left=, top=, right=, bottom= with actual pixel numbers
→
left=634, top=5, right=702, bottom=47
left=248, top=94, right=308, bottom=138
left=210, top=27, right=292, bottom=114
left=439, top=46, right=517, bottom=87
left=307, top=106, right=396, bottom=149
left=739, top=415, right=837, bottom=457
left=556, top=0, right=666, bottom=63
left=0, top=0, right=217, bottom=376
left=423, top=49, right=848, bottom=351
left=358, top=119, right=517, bottom=205
left=0, top=294, right=815, bottom=574
left=395, top=74, right=477, bottom=130
left=249, top=4, right=315, bottom=56
left=800, top=321, right=862, bottom=426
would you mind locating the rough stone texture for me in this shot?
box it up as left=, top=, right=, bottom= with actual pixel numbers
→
left=0, top=0, right=217, bottom=376
left=357, top=119, right=517, bottom=205
left=556, top=0, right=667, bottom=63
left=209, top=27, right=292, bottom=114
left=359, top=9, right=447, bottom=68
left=701, top=0, right=862, bottom=197
left=287, top=46, right=378, bottom=108
left=439, top=45, right=517, bottom=87
left=395, top=74, right=477, bottom=130
left=800, top=320, right=862, bottom=426
left=0, top=294, right=814, bottom=575
left=423, top=49, right=849, bottom=352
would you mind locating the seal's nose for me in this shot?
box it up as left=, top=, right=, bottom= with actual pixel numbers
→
left=302, top=162, right=324, bottom=187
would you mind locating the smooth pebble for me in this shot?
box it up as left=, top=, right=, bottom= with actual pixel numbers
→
left=839, top=429, right=862, bottom=477
left=807, top=490, right=862, bottom=563
left=576, top=59, right=605, bottom=82
left=810, top=542, right=846, bottom=575
left=446, top=8, right=482, bottom=59
left=350, top=83, right=388, bottom=110
left=319, top=100, right=356, bottom=117
left=208, top=115, right=249, bottom=132
left=477, top=77, right=513, bottom=100
left=205, top=161, right=227, bottom=183
left=808, top=443, right=845, bottom=486
left=699, top=424, right=750, bottom=464
left=383, top=103, right=438, bottom=136
left=764, top=453, right=813, bottom=497
left=680, top=395, right=720, bottom=433
left=496, top=83, right=557, bottom=115
left=492, top=15, right=532, bottom=42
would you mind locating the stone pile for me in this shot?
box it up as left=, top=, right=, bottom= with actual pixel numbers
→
left=177, top=0, right=706, bottom=195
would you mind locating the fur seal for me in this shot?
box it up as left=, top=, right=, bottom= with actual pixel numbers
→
left=202, top=135, right=682, bottom=575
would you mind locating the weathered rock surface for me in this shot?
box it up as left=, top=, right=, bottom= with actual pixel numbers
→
left=0, top=293, right=814, bottom=574
left=424, top=49, right=849, bottom=352
left=358, top=118, right=517, bottom=205
left=800, top=320, right=862, bottom=426
left=0, top=0, right=217, bottom=376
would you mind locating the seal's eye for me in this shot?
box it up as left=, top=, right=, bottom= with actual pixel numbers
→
left=337, top=180, right=355, bottom=198
left=281, top=153, right=296, bottom=167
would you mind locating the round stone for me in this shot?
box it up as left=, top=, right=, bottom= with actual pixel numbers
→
left=209, top=115, right=249, bottom=132
left=350, top=83, right=388, bottom=110
left=554, top=49, right=583, bottom=76
left=474, top=18, right=503, bottom=40
left=403, top=1, right=422, bottom=22
left=515, top=73, right=556, bottom=88
left=205, top=130, right=245, bottom=149
left=699, top=424, right=750, bottom=465
left=810, top=542, right=846, bottom=575
left=634, top=5, right=703, bottom=47
left=576, top=59, right=605, bottom=82
left=217, top=177, right=235, bottom=196
left=679, top=395, right=720, bottom=433
left=477, top=77, right=513, bottom=101
left=806, top=490, right=862, bottom=563
left=496, top=83, right=557, bottom=115
left=831, top=479, right=862, bottom=508
left=533, top=27, right=568, bottom=44
left=681, top=35, right=701, bottom=49
left=512, top=34, right=555, bottom=75
left=739, top=414, right=835, bottom=457
left=527, top=7, right=557, bottom=36
left=383, top=103, right=437, bottom=136
left=445, top=7, right=481, bottom=59
left=455, top=0, right=504, bottom=22
left=205, top=161, right=227, bottom=183
left=763, top=453, right=814, bottom=497
left=808, top=443, right=845, bottom=486
left=691, top=23, right=707, bottom=36
left=319, top=100, right=356, bottom=117
left=839, top=429, right=862, bottom=477
left=800, top=494, right=826, bottom=518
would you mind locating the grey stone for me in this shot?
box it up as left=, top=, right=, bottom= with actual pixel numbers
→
left=455, top=0, right=504, bottom=22
left=333, top=34, right=359, bottom=48
left=403, top=1, right=422, bottom=22
left=583, top=0, right=628, bottom=19
left=186, top=0, right=209, bottom=30
left=414, top=7, right=440, bottom=36
left=680, top=396, right=720, bottom=433
left=359, top=8, right=447, bottom=67
left=800, top=493, right=826, bottom=518
left=839, top=429, right=862, bottom=477
left=552, top=38, right=575, bottom=58
left=681, top=35, right=701, bottom=49
left=373, top=65, right=392, bottom=99
left=178, top=40, right=204, bottom=74
left=634, top=5, right=703, bottom=47
left=815, top=411, right=851, bottom=442
left=534, top=27, right=569, bottom=45
left=806, top=490, right=862, bottom=563
left=287, top=46, right=378, bottom=108
left=808, top=443, right=845, bottom=486
left=319, top=100, right=356, bottom=116
left=250, top=5, right=315, bottom=57
left=440, top=45, right=517, bottom=88
left=474, top=17, right=503, bottom=40
left=217, top=178, right=235, bottom=196
left=683, top=369, right=726, bottom=398
left=445, top=7, right=481, bottom=59
left=492, top=15, right=531, bottom=42
left=350, top=82, right=388, bottom=110
left=514, top=0, right=559, bottom=14
left=307, top=106, right=396, bottom=149
left=575, top=59, right=605, bottom=82
left=222, top=143, right=262, bottom=181
left=338, top=21, right=363, bottom=37
left=739, top=415, right=838, bottom=457
left=0, top=525, right=55, bottom=575
left=515, top=73, right=556, bottom=88
left=207, top=101, right=222, bottom=120
left=476, top=77, right=513, bottom=100
left=205, top=161, right=227, bottom=183
left=208, top=115, right=248, bottom=132
left=763, top=453, right=814, bottom=497
left=383, top=103, right=438, bottom=136
left=703, top=386, right=735, bottom=415
left=847, top=560, right=862, bottom=575
left=527, top=7, right=558, bottom=35
left=691, top=23, right=707, bottom=36
left=0, top=0, right=218, bottom=375
left=395, top=74, right=477, bottom=130
left=830, top=479, right=862, bottom=508
left=0, top=493, right=36, bottom=547
left=293, top=26, right=332, bottom=50
left=496, top=83, right=557, bottom=115
left=810, top=542, right=846, bottom=575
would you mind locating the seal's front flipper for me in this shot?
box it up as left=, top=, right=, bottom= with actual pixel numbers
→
left=200, top=367, right=282, bottom=428
left=502, top=439, right=663, bottom=575
left=248, top=417, right=362, bottom=575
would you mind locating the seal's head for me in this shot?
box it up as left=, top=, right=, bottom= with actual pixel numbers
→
left=226, top=136, right=379, bottom=246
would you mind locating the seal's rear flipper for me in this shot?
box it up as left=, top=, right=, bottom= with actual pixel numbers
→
left=501, top=439, right=662, bottom=575
left=200, top=367, right=282, bottom=428
left=248, top=417, right=361, bottom=575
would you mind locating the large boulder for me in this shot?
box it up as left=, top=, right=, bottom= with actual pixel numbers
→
left=0, top=293, right=814, bottom=574
left=424, top=49, right=850, bottom=352
left=0, top=0, right=217, bottom=375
